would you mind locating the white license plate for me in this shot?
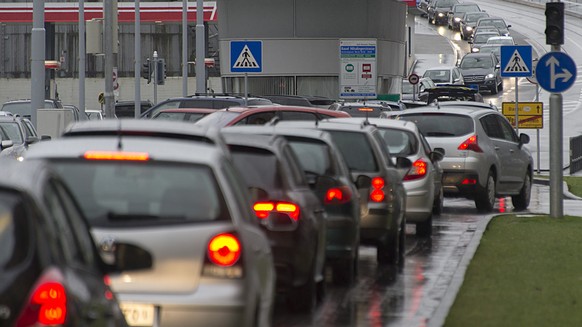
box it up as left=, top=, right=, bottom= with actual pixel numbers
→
left=120, top=303, right=155, bottom=327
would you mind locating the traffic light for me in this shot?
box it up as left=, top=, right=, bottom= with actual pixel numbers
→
left=142, top=58, right=152, bottom=84
left=545, top=2, right=564, bottom=46
left=156, top=58, right=167, bottom=85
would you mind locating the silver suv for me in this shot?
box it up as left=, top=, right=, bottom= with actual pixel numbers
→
left=393, top=106, right=533, bottom=212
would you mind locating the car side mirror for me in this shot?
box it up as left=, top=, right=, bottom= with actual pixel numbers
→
left=40, top=135, right=52, bottom=141
left=1, top=140, right=13, bottom=150
left=519, top=133, right=530, bottom=146
left=495, top=64, right=500, bottom=69
left=430, top=148, right=446, bottom=162
left=104, top=242, right=153, bottom=273
left=507, top=24, right=512, bottom=28
left=468, top=40, right=473, bottom=44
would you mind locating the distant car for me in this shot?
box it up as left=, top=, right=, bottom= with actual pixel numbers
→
left=151, top=108, right=216, bottom=122
left=486, top=36, right=515, bottom=46
left=115, top=100, right=153, bottom=118
left=195, top=105, right=350, bottom=127
left=476, top=17, right=511, bottom=36
left=0, top=115, right=50, bottom=160
left=262, top=95, right=336, bottom=108
left=429, top=101, right=499, bottom=111
left=459, top=52, right=503, bottom=94
left=0, top=159, right=152, bottom=327
left=277, top=120, right=412, bottom=266
left=140, top=95, right=273, bottom=118
left=26, top=120, right=276, bottom=327
left=459, top=11, right=490, bottom=40
left=389, top=106, right=533, bottom=212
left=1, top=98, right=63, bottom=119
left=223, top=125, right=361, bottom=285
left=447, top=3, right=482, bottom=30
left=63, top=104, right=89, bottom=121
left=328, top=102, right=399, bottom=118
left=428, top=0, right=460, bottom=25
left=478, top=44, right=502, bottom=60
left=402, top=77, right=436, bottom=102
left=422, top=66, right=465, bottom=86
left=222, top=132, right=326, bottom=312
left=415, top=85, right=484, bottom=105
left=86, top=109, right=104, bottom=120
left=470, top=31, right=501, bottom=53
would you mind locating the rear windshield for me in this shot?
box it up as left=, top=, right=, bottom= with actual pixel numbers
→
left=230, top=146, right=283, bottom=193
left=460, top=56, right=493, bottom=69
left=153, top=111, right=208, bottom=122
left=398, top=113, right=474, bottom=137
left=378, top=128, right=418, bottom=156
left=52, top=160, right=229, bottom=227
left=0, top=122, right=23, bottom=144
left=338, top=106, right=384, bottom=118
left=455, top=4, right=479, bottom=12
left=423, top=70, right=450, bottom=84
left=195, top=111, right=241, bottom=127
left=287, top=138, right=336, bottom=176
left=0, top=192, right=29, bottom=270
left=436, top=0, right=458, bottom=8
left=466, top=13, right=488, bottom=23
left=328, top=131, right=378, bottom=172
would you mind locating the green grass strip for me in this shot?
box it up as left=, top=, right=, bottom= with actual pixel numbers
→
left=445, top=215, right=582, bottom=327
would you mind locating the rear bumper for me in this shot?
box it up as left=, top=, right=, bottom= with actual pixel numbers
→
left=442, top=171, right=480, bottom=196
left=360, top=206, right=393, bottom=244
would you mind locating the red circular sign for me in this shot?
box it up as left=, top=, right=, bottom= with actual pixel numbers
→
left=408, top=73, right=420, bottom=85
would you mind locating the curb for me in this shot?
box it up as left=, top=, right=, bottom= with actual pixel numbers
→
left=534, top=178, right=582, bottom=200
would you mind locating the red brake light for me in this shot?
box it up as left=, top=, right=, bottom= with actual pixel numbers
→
left=462, top=178, right=477, bottom=185
left=325, top=186, right=352, bottom=204
left=253, top=201, right=300, bottom=220
left=370, top=177, right=386, bottom=202
left=358, top=107, right=374, bottom=112
left=207, top=233, right=241, bottom=267
left=404, top=159, right=428, bottom=181
left=16, top=268, right=67, bottom=327
left=84, top=151, right=150, bottom=161
left=457, top=135, right=483, bottom=152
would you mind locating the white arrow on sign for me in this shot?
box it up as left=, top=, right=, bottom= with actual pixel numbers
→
left=546, top=55, right=573, bottom=89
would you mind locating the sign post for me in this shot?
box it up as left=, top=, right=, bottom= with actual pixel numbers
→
left=339, top=39, right=377, bottom=100
left=230, top=40, right=263, bottom=105
left=408, top=73, right=419, bottom=101
left=500, top=45, right=533, bottom=135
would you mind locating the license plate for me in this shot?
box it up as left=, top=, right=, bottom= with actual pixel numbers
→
left=120, top=303, right=155, bottom=327
left=468, top=84, right=479, bottom=91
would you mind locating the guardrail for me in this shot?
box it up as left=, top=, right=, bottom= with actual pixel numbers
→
left=570, top=135, right=582, bottom=174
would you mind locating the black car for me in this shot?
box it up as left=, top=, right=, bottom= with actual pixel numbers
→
left=278, top=120, right=411, bottom=266
left=0, top=159, right=151, bottom=327
left=224, top=125, right=361, bottom=285
left=459, top=11, right=490, bottom=40
left=458, top=52, right=503, bottom=94
left=428, top=0, right=459, bottom=25
left=222, top=132, right=327, bottom=312
left=114, top=100, right=153, bottom=118
left=262, top=95, right=336, bottom=108
left=447, top=3, right=481, bottom=30
left=140, top=94, right=273, bottom=118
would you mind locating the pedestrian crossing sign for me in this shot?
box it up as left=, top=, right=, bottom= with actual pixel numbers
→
left=230, top=40, right=262, bottom=73
left=500, top=45, right=532, bottom=78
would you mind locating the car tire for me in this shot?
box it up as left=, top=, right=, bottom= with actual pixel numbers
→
left=433, top=185, right=444, bottom=215
left=288, top=259, right=317, bottom=313
left=416, top=214, right=432, bottom=237
left=475, top=172, right=496, bottom=212
left=498, top=80, right=504, bottom=91
left=490, top=82, right=499, bottom=95
left=333, top=255, right=357, bottom=286
left=512, top=171, right=532, bottom=210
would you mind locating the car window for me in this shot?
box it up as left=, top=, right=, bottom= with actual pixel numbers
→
left=182, top=99, right=214, bottom=108
left=196, top=111, right=241, bottom=127
left=338, top=106, right=384, bottom=118
left=280, top=111, right=318, bottom=121
left=153, top=111, right=187, bottom=121
left=230, top=146, right=285, bottom=195
left=454, top=4, right=479, bottom=12
left=282, top=145, right=309, bottom=188
left=419, top=133, right=433, bottom=157
left=399, top=113, right=474, bottom=137
left=327, top=130, right=379, bottom=172
left=460, top=56, right=493, bottom=69
left=480, top=114, right=505, bottom=139
left=0, top=122, right=24, bottom=144
left=244, top=112, right=277, bottom=125
left=378, top=128, right=418, bottom=156
left=220, top=160, right=256, bottom=224
left=466, top=13, right=488, bottom=23
left=423, top=70, right=451, bottom=83
left=23, top=120, right=37, bottom=137
left=287, top=138, right=336, bottom=176
left=52, top=160, right=229, bottom=227
left=212, top=100, right=241, bottom=109
left=0, top=192, right=30, bottom=271
left=247, top=98, right=273, bottom=106
left=496, top=115, right=519, bottom=142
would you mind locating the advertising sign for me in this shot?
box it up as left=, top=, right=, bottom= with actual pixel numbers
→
left=339, top=39, right=377, bottom=99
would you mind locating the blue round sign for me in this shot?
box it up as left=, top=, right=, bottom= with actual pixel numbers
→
left=535, top=52, right=577, bottom=93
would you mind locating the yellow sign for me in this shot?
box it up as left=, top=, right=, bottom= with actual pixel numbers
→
left=505, top=115, right=543, bottom=129
left=98, top=92, right=105, bottom=105
left=502, top=102, right=543, bottom=116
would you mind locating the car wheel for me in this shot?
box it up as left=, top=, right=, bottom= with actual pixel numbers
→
left=512, top=171, right=532, bottom=210
left=333, top=254, right=357, bottom=286
left=398, top=214, right=406, bottom=265
left=416, top=214, right=432, bottom=237
left=498, top=80, right=504, bottom=91
left=288, top=259, right=317, bottom=313
left=490, top=82, right=499, bottom=95
left=475, top=172, right=496, bottom=212
left=433, top=185, right=444, bottom=215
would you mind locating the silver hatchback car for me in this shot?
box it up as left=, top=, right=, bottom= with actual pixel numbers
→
left=25, top=120, right=276, bottom=327
left=392, top=106, right=533, bottom=212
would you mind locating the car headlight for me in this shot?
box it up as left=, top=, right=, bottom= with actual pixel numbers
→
left=485, top=73, right=495, bottom=79
left=466, top=26, right=473, bottom=31
left=471, top=48, right=480, bottom=52
left=454, top=17, right=461, bottom=22
left=438, top=12, right=445, bottom=17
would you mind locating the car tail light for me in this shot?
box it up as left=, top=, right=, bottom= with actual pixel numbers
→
left=404, top=159, right=428, bottom=181
left=462, top=178, right=477, bottom=185
left=83, top=151, right=150, bottom=161
left=370, top=177, right=385, bottom=202
left=457, top=135, right=483, bottom=152
left=325, top=186, right=352, bottom=204
left=252, top=201, right=300, bottom=221
left=203, top=233, right=243, bottom=279
left=16, top=268, right=67, bottom=327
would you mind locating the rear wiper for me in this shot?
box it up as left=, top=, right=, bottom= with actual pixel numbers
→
left=426, top=132, right=456, bottom=136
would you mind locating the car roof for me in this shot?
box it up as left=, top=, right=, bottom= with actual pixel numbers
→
left=223, top=124, right=333, bottom=142
left=462, top=52, right=494, bottom=58
left=276, top=119, right=378, bottom=133
left=331, top=117, right=418, bottom=132
left=395, top=105, right=494, bottom=117
left=219, top=105, right=350, bottom=116
left=0, top=159, right=53, bottom=198
left=431, top=101, right=498, bottom=110
left=221, top=132, right=285, bottom=152
left=157, top=108, right=217, bottom=113
left=63, top=119, right=218, bottom=139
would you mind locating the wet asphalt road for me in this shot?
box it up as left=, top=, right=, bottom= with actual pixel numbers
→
left=273, top=183, right=561, bottom=327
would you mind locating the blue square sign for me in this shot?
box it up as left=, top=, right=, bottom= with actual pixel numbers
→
left=500, top=45, right=533, bottom=78
left=230, top=41, right=262, bottom=73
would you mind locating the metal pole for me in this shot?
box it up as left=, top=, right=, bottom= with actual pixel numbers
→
left=153, top=50, right=158, bottom=104
left=31, top=0, right=45, bottom=128
left=182, top=0, right=188, bottom=96
left=79, top=0, right=85, bottom=116
left=550, top=43, right=563, bottom=218
left=536, top=84, right=540, bottom=174
left=244, top=73, right=248, bottom=106
left=514, top=77, right=519, bottom=134
left=195, top=0, right=206, bottom=94
left=104, top=0, right=114, bottom=119
left=134, top=0, right=141, bottom=119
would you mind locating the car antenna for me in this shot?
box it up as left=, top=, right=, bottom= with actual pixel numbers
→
left=116, top=119, right=123, bottom=150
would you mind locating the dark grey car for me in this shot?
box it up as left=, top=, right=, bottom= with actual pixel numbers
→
left=459, top=11, right=490, bottom=40
left=428, top=0, right=459, bottom=25
left=447, top=3, right=481, bottom=30
left=459, top=52, right=503, bottom=94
